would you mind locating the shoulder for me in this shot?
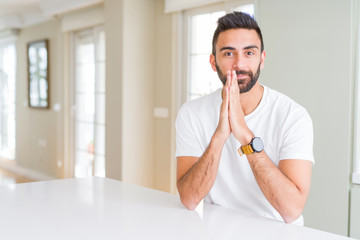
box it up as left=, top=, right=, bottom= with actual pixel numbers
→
left=264, top=86, right=313, bottom=142
left=261, top=86, right=313, bottom=133
left=177, top=89, right=222, bottom=117
left=265, top=86, right=310, bottom=118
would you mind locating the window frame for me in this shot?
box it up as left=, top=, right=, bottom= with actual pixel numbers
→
left=182, top=0, right=255, bottom=104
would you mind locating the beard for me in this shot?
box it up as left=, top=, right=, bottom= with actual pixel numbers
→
left=215, top=61, right=261, bottom=93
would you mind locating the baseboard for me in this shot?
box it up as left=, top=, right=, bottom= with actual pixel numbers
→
left=0, top=160, right=55, bottom=181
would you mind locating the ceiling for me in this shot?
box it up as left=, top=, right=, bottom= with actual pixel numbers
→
left=0, top=0, right=103, bottom=31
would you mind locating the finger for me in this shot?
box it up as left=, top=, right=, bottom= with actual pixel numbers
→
left=222, top=84, right=228, bottom=100
left=228, top=70, right=236, bottom=99
left=231, top=70, right=241, bottom=99
left=228, top=70, right=235, bottom=98
left=225, top=71, right=230, bottom=87
left=227, top=72, right=231, bottom=109
left=225, top=85, right=229, bottom=107
left=223, top=71, right=231, bottom=98
left=231, top=70, right=239, bottom=91
left=220, top=86, right=229, bottom=116
left=226, top=86, right=231, bottom=118
left=231, top=70, right=237, bottom=87
left=228, top=70, right=235, bottom=95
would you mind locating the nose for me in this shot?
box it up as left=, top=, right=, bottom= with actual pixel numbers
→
left=233, top=54, right=246, bottom=70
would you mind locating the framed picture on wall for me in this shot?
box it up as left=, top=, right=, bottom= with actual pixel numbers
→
left=27, top=39, right=49, bottom=109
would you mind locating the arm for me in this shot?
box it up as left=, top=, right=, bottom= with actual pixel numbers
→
left=176, top=134, right=225, bottom=210
left=227, top=70, right=312, bottom=223
left=247, top=153, right=312, bottom=223
left=177, top=77, right=232, bottom=210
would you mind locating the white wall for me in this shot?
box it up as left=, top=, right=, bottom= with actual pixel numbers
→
left=104, top=0, right=124, bottom=181
left=16, top=19, right=65, bottom=179
left=105, top=0, right=174, bottom=192
left=258, top=0, right=353, bottom=235
left=154, top=0, right=174, bottom=192
left=105, top=0, right=156, bottom=188
left=121, top=0, right=156, bottom=187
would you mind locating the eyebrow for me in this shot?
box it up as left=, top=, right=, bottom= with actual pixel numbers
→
left=219, top=46, right=236, bottom=52
left=219, top=45, right=259, bottom=51
left=243, top=45, right=259, bottom=50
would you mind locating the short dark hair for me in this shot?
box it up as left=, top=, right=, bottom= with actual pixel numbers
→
left=212, top=11, right=264, bottom=56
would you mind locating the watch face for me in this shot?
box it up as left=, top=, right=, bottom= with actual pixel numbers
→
left=252, top=137, right=264, bottom=152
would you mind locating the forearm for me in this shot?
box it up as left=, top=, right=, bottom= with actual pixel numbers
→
left=247, top=152, right=307, bottom=223
left=177, top=133, right=225, bottom=210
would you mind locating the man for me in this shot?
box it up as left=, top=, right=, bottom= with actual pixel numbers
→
left=175, top=11, right=314, bottom=225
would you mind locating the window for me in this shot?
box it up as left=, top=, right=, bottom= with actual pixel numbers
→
left=72, top=26, right=106, bottom=178
left=0, top=44, right=16, bottom=160
left=184, top=1, right=254, bottom=101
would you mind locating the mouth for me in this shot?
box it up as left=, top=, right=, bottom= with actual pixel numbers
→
left=237, top=74, right=250, bottom=82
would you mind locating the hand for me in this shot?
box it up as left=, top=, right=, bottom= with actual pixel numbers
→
left=214, top=73, right=231, bottom=144
left=228, top=70, right=253, bottom=145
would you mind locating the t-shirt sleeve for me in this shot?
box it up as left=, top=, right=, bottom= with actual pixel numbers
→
left=175, top=105, right=203, bottom=158
left=279, top=109, right=315, bottom=164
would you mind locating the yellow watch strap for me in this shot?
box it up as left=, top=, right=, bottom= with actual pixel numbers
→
left=241, top=144, right=254, bottom=155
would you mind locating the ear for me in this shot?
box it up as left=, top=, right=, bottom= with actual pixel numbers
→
left=209, top=54, right=217, bottom=72
left=260, top=50, right=266, bottom=70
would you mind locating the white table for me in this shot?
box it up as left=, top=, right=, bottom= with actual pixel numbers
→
left=0, top=177, right=355, bottom=240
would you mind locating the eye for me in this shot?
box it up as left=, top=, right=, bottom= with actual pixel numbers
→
left=224, top=51, right=234, bottom=57
left=245, top=51, right=255, bottom=56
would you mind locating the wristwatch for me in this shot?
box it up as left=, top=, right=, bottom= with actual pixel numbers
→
left=238, top=137, right=264, bottom=156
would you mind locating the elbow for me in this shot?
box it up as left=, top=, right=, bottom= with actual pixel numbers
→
left=182, top=202, right=197, bottom=210
left=179, top=194, right=199, bottom=210
left=281, top=206, right=303, bottom=224
left=177, top=182, right=200, bottom=210
left=280, top=193, right=308, bottom=224
left=283, top=214, right=301, bottom=224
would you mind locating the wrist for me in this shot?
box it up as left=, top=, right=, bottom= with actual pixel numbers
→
left=236, top=128, right=254, bottom=146
left=238, top=137, right=264, bottom=156
left=213, top=128, right=228, bottom=146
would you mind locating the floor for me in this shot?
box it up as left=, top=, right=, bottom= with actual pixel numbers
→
left=0, top=167, right=37, bottom=186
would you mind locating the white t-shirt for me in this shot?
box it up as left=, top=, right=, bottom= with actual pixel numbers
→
left=175, top=85, right=314, bottom=225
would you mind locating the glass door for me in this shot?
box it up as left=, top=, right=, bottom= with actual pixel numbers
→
left=0, top=44, right=16, bottom=160
left=73, top=26, right=106, bottom=177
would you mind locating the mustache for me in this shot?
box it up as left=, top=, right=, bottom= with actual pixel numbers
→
left=236, top=70, right=253, bottom=76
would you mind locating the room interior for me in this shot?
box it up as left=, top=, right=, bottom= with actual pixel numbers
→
left=0, top=0, right=359, bottom=238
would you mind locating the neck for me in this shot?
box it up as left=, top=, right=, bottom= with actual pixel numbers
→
left=240, top=83, right=264, bottom=116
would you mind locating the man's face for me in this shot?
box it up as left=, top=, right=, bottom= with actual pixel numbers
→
left=210, top=28, right=265, bottom=93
